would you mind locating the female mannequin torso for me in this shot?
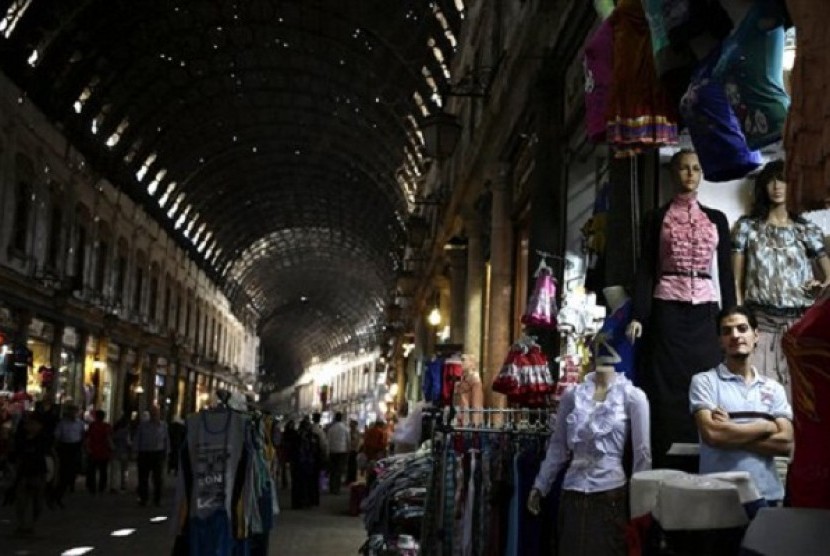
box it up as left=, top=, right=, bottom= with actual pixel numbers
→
left=626, top=150, right=735, bottom=471
left=732, top=160, right=830, bottom=399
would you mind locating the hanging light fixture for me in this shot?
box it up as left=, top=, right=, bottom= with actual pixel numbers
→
left=427, top=292, right=441, bottom=327
left=420, top=111, right=461, bottom=160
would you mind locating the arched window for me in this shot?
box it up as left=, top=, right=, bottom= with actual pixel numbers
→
left=72, top=203, right=91, bottom=289
left=11, top=154, right=34, bottom=254
left=133, top=250, right=146, bottom=313
left=148, top=262, right=160, bottom=323
left=46, top=185, right=64, bottom=271
left=94, top=221, right=111, bottom=293
left=113, top=238, right=129, bottom=303
left=163, top=273, right=173, bottom=329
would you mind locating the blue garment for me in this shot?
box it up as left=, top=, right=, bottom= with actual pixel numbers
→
left=189, top=510, right=233, bottom=556
left=505, top=451, right=520, bottom=556
left=689, top=364, right=792, bottom=501
left=680, top=45, right=762, bottom=182
left=712, top=0, right=790, bottom=150
left=595, top=299, right=635, bottom=380
left=423, top=358, right=443, bottom=403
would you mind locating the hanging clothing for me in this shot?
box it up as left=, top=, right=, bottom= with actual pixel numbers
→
left=521, top=267, right=558, bottom=330
left=594, top=299, right=635, bottom=380
left=711, top=0, right=790, bottom=151
left=606, top=0, right=679, bottom=157
left=784, top=0, right=830, bottom=213
left=584, top=18, right=614, bottom=143
left=782, top=298, right=830, bottom=509
left=176, top=409, right=251, bottom=555
left=680, top=44, right=763, bottom=182
left=422, top=358, right=444, bottom=404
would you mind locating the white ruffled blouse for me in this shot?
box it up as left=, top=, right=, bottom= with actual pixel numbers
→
left=533, top=372, right=652, bottom=494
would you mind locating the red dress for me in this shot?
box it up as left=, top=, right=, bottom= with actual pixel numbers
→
left=782, top=297, right=830, bottom=508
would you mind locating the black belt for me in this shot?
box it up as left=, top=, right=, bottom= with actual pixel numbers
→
left=662, top=270, right=711, bottom=279
left=728, top=411, right=775, bottom=421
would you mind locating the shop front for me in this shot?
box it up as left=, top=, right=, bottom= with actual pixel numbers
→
left=82, top=335, right=115, bottom=418
left=25, top=317, right=54, bottom=399
left=58, top=326, right=82, bottom=405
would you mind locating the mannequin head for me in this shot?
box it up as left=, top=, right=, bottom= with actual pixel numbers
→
left=670, top=149, right=702, bottom=194
left=751, top=160, right=802, bottom=221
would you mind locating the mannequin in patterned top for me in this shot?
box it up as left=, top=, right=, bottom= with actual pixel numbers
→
left=732, top=159, right=830, bottom=400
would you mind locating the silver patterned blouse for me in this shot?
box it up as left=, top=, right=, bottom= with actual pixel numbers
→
left=732, top=217, right=827, bottom=309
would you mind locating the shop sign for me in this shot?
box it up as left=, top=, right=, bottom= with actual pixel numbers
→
left=0, top=307, right=15, bottom=330
left=28, top=318, right=54, bottom=342
left=62, top=326, right=78, bottom=349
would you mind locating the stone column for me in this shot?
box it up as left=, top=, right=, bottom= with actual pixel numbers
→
left=462, top=209, right=485, bottom=372
left=48, top=322, right=65, bottom=399
left=485, top=163, right=513, bottom=408
left=447, top=247, right=467, bottom=345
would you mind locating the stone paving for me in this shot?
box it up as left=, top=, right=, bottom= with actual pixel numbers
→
left=0, top=471, right=367, bottom=556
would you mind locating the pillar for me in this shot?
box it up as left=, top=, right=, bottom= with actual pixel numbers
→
left=48, top=322, right=65, bottom=399
left=447, top=246, right=467, bottom=344
left=485, top=163, right=513, bottom=408
left=462, top=208, right=485, bottom=371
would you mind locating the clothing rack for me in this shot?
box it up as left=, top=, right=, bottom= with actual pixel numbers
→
left=452, top=407, right=554, bottom=432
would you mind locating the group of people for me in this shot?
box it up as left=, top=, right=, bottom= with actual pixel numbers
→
left=529, top=150, right=826, bottom=556
left=276, top=412, right=390, bottom=509
left=0, top=398, right=175, bottom=537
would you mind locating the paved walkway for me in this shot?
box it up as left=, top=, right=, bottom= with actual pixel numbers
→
left=0, top=473, right=366, bottom=555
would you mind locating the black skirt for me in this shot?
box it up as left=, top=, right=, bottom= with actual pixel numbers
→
left=637, top=300, right=721, bottom=471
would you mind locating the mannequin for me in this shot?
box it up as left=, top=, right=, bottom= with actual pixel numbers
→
left=527, top=366, right=651, bottom=556
left=732, top=160, right=830, bottom=399
left=626, top=149, right=735, bottom=471
left=454, top=354, right=483, bottom=425
left=594, top=286, right=635, bottom=380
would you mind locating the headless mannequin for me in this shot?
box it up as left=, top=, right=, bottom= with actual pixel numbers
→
left=603, top=285, right=628, bottom=315
left=592, top=365, right=617, bottom=402
left=527, top=366, right=619, bottom=515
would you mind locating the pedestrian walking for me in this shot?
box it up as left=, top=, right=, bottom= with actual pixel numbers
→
left=325, top=412, right=350, bottom=495
left=110, top=415, right=131, bottom=492
left=11, top=411, right=52, bottom=536
left=84, top=410, right=113, bottom=495
left=134, top=405, right=169, bottom=507
left=53, top=404, right=85, bottom=507
left=346, top=419, right=361, bottom=485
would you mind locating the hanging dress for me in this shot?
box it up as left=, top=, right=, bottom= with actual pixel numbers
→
left=606, top=0, right=679, bottom=157
left=784, top=0, right=830, bottom=212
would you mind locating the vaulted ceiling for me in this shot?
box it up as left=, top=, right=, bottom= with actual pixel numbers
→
left=0, top=0, right=464, bottom=386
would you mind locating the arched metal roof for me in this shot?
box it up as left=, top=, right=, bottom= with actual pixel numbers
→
left=0, top=0, right=463, bottom=385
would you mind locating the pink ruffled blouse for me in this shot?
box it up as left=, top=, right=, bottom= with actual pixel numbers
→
left=653, top=192, right=719, bottom=304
